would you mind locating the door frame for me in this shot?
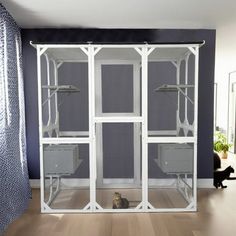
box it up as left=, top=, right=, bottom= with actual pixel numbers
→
left=95, top=60, right=141, bottom=188
left=227, top=70, right=236, bottom=153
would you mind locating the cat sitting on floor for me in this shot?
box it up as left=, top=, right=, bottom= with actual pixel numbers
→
left=112, top=192, right=129, bottom=209
left=214, top=166, right=234, bottom=188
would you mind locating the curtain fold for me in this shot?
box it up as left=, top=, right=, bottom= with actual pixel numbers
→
left=0, top=4, right=30, bottom=233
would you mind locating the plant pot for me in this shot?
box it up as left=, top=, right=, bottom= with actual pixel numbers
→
left=219, top=151, right=228, bottom=159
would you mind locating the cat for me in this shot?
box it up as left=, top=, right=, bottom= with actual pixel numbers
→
left=112, top=192, right=129, bottom=209
left=214, top=166, right=234, bottom=188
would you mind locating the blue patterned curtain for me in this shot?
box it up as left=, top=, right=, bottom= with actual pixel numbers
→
left=0, top=4, right=30, bottom=233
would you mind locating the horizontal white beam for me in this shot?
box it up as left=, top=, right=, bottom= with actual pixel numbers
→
left=147, top=137, right=196, bottom=143
left=146, top=208, right=196, bottom=213
left=59, top=131, right=89, bottom=137
left=41, top=137, right=91, bottom=144
left=32, top=44, right=202, bottom=49
left=94, top=116, right=143, bottom=123
left=148, top=130, right=177, bottom=136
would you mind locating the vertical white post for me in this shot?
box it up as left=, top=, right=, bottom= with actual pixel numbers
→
left=193, top=47, right=199, bottom=210
left=37, top=46, right=45, bottom=211
left=142, top=47, right=148, bottom=210
left=89, top=45, right=96, bottom=211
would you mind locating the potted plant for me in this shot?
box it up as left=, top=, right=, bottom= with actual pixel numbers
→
left=213, top=132, right=232, bottom=159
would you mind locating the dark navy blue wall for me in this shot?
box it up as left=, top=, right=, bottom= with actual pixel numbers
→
left=21, top=29, right=215, bottom=179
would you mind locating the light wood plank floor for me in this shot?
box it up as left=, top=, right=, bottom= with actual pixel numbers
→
left=49, top=188, right=188, bottom=209
left=4, top=179, right=236, bottom=236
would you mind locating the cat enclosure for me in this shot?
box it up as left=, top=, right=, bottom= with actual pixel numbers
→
left=32, top=42, right=203, bottom=213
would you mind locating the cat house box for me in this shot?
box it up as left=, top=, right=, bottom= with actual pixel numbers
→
left=44, top=144, right=80, bottom=175
left=157, top=143, right=193, bottom=174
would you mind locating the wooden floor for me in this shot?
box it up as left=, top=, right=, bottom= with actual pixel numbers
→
left=3, top=158, right=236, bottom=236
left=49, top=188, right=188, bottom=209
left=4, top=179, right=236, bottom=236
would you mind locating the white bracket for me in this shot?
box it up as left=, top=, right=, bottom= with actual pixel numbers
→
left=147, top=48, right=155, bottom=56
left=94, top=46, right=102, bottom=56
left=94, top=202, right=103, bottom=210
left=135, top=201, right=143, bottom=210
left=188, top=47, right=197, bottom=56
left=186, top=201, right=195, bottom=209
left=83, top=202, right=92, bottom=211
left=39, top=47, right=49, bottom=56
left=42, top=202, right=52, bottom=212
left=134, top=47, right=142, bottom=55
left=147, top=202, right=155, bottom=210
left=57, top=61, right=64, bottom=69
left=80, top=47, right=89, bottom=56
left=171, top=61, right=178, bottom=68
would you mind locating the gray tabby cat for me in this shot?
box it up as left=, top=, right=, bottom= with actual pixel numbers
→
left=112, top=192, right=129, bottom=209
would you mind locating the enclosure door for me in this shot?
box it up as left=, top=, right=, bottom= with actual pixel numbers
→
left=228, top=71, right=236, bottom=153
left=95, top=61, right=141, bottom=187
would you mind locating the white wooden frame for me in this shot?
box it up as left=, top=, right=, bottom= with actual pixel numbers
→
left=33, top=42, right=201, bottom=213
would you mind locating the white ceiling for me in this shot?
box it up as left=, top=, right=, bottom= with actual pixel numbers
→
left=1, top=0, right=236, bottom=29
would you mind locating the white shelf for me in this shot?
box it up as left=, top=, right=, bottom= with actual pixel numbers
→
left=42, top=85, right=80, bottom=93
left=155, top=84, right=194, bottom=104
left=42, top=85, right=80, bottom=106
left=155, top=84, right=194, bottom=92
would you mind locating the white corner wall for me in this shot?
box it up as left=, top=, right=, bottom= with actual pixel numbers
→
left=215, top=21, right=236, bottom=131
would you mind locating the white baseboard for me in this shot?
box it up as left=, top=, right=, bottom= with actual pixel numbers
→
left=30, top=178, right=213, bottom=189
left=197, top=178, right=214, bottom=188
left=30, top=179, right=41, bottom=188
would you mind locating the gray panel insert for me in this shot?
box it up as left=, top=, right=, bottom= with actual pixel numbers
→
left=44, top=145, right=80, bottom=175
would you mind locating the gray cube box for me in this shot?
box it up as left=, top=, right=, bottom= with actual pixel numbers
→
left=157, top=143, right=193, bottom=174
left=44, top=145, right=80, bottom=175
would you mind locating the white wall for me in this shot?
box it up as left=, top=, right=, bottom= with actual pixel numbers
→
left=215, top=20, right=236, bottom=132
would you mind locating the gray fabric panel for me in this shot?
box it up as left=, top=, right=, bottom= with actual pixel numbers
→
left=101, top=65, right=134, bottom=178
left=179, top=60, right=186, bottom=124
left=49, top=60, right=56, bottom=124
left=58, top=62, right=89, bottom=131
left=57, top=63, right=90, bottom=177
left=102, top=64, right=133, bottom=113
left=67, top=144, right=89, bottom=178
left=148, top=62, right=177, bottom=131
left=103, top=123, right=134, bottom=178
left=188, top=54, right=195, bottom=124
left=41, top=56, right=48, bottom=126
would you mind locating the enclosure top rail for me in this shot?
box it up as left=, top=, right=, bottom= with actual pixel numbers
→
left=30, top=41, right=205, bottom=48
